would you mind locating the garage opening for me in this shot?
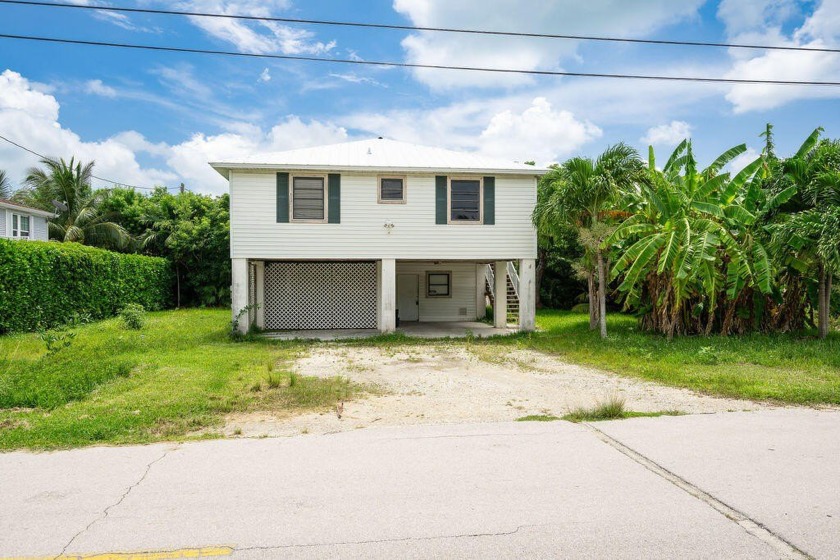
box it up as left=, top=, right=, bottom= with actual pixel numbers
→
left=264, top=261, right=377, bottom=330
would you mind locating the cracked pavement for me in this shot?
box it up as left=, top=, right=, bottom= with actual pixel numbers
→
left=2, top=409, right=838, bottom=559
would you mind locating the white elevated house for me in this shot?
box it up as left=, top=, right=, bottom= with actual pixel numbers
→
left=212, top=138, right=547, bottom=334
left=0, top=199, right=52, bottom=241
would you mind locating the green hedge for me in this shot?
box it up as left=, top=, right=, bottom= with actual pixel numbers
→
left=0, top=240, right=173, bottom=333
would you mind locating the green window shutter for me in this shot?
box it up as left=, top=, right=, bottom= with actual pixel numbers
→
left=435, top=176, right=447, bottom=224
left=276, top=172, right=289, bottom=223
left=328, top=173, right=341, bottom=224
left=483, top=176, right=495, bottom=225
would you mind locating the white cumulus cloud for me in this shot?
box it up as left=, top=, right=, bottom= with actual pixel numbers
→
left=393, top=0, right=706, bottom=90
left=720, top=0, right=840, bottom=112
left=0, top=69, right=350, bottom=194
left=342, top=96, right=600, bottom=166
left=479, top=97, right=601, bottom=164
left=0, top=70, right=176, bottom=190
left=641, top=121, right=692, bottom=146
left=167, top=117, right=349, bottom=189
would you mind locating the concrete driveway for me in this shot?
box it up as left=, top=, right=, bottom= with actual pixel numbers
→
left=1, top=409, right=838, bottom=559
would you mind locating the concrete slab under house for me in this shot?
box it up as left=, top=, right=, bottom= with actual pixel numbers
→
left=211, top=138, right=547, bottom=336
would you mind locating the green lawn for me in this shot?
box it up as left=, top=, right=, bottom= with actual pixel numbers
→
left=0, top=309, right=364, bottom=450
left=1, top=308, right=837, bottom=451
left=522, top=311, right=840, bottom=405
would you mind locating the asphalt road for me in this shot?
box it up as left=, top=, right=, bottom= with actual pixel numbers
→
left=2, top=409, right=838, bottom=559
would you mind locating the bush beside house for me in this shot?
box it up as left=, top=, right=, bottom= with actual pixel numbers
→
left=0, top=240, right=173, bottom=333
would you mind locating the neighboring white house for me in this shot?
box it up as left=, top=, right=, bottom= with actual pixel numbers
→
left=0, top=199, right=52, bottom=241
left=211, top=138, right=547, bottom=334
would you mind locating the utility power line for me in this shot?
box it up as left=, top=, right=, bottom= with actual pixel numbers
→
left=0, top=33, right=838, bottom=86
left=0, top=133, right=161, bottom=191
left=2, top=0, right=839, bottom=55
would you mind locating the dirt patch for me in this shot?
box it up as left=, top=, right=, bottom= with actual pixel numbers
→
left=224, top=345, right=771, bottom=437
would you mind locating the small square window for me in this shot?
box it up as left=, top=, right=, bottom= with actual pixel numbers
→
left=378, top=176, right=406, bottom=203
left=427, top=272, right=451, bottom=297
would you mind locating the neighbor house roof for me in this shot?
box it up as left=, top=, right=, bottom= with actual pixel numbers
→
left=210, top=138, right=548, bottom=178
left=0, top=198, right=55, bottom=218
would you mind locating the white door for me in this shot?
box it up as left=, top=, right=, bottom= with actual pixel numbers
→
left=397, top=274, right=419, bottom=322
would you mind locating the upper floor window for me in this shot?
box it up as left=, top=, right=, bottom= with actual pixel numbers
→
left=378, top=176, right=406, bottom=203
left=12, top=214, right=30, bottom=239
left=449, top=178, right=482, bottom=223
left=291, top=176, right=326, bottom=222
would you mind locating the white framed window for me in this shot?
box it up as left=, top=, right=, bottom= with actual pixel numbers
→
left=11, top=213, right=31, bottom=239
left=426, top=271, right=451, bottom=297
left=290, top=175, right=327, bottom=222
left=378, top=175, right=406, bottom=204
left=448, top=177, right=482, bottom=224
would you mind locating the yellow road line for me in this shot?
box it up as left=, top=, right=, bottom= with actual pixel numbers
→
left=3, top=546, right=234, bottom=560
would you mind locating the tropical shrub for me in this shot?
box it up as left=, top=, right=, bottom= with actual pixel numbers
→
left=534, top=124, right=839, bottom=338
left=119, top=303, right=146, bottom=330
left=0, top=240, right=172, bottom=333
left=99, top=187, right=231, bottom=307
left=604, top=128, right=837, bottom=337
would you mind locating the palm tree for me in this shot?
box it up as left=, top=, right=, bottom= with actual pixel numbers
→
left=21, top=157, right=129, bottom=248
left=0, top=170, right=11, bottom=199
left=533, top=143, right=644, bottom=338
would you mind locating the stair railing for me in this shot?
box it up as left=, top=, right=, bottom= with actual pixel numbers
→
left=506, top=261, right=520, bottom=300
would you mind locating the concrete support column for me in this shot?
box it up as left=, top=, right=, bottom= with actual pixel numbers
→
left=475, top=263, right=487, bottom=319
left=254, top=261, right=265, bottom=330
left=494, top=260, right=508, bottom=328
left=518, top=258, right=536, bottom=332
left=378, top=258, right=396, bottom=333
left=231, top=258, right=249, bottom=334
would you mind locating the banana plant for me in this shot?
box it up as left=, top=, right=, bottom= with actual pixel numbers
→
left=605, top=140, right=771, bottom=336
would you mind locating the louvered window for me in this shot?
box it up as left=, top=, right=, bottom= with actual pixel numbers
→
left=449, top=179, right=481, bottom=222
left=378, top=176, right=406, bottom=203
left=292, top=176, right=326, bottom=221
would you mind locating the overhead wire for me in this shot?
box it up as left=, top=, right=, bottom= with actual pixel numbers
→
left=0, top=33, right=838, bottom=86
left=1, top=0, right=839, bottom=55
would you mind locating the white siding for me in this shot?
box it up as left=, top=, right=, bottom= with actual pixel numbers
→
left=2, top=210, right=48, bottom=240
left=230, top=171, right=537, bottom=260
left=32, top=216, right=48, bottom=241
left=396, top=261, right=478, bottom=322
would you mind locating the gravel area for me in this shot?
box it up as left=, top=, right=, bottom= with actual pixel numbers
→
left=225, top=345, right=770, bottom=437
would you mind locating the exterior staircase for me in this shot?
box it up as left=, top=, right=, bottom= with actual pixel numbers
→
left=484, top=263, right=520, bottom=324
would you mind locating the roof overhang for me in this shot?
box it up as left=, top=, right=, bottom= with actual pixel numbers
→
left=209, top=162, right=549, bottom=179
left=0, top=201, right=56, bottom=218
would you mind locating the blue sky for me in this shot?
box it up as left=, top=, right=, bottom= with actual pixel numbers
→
left=0, top=0, right=838, bottom=193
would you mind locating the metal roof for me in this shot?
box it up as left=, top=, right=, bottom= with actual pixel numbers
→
left=0, top=199, right=55, bottom=218
left=210, top=138, right=548, bottom=178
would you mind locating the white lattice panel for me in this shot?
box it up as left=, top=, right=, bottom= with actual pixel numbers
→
left=264, top=261, right=377, bottom=330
